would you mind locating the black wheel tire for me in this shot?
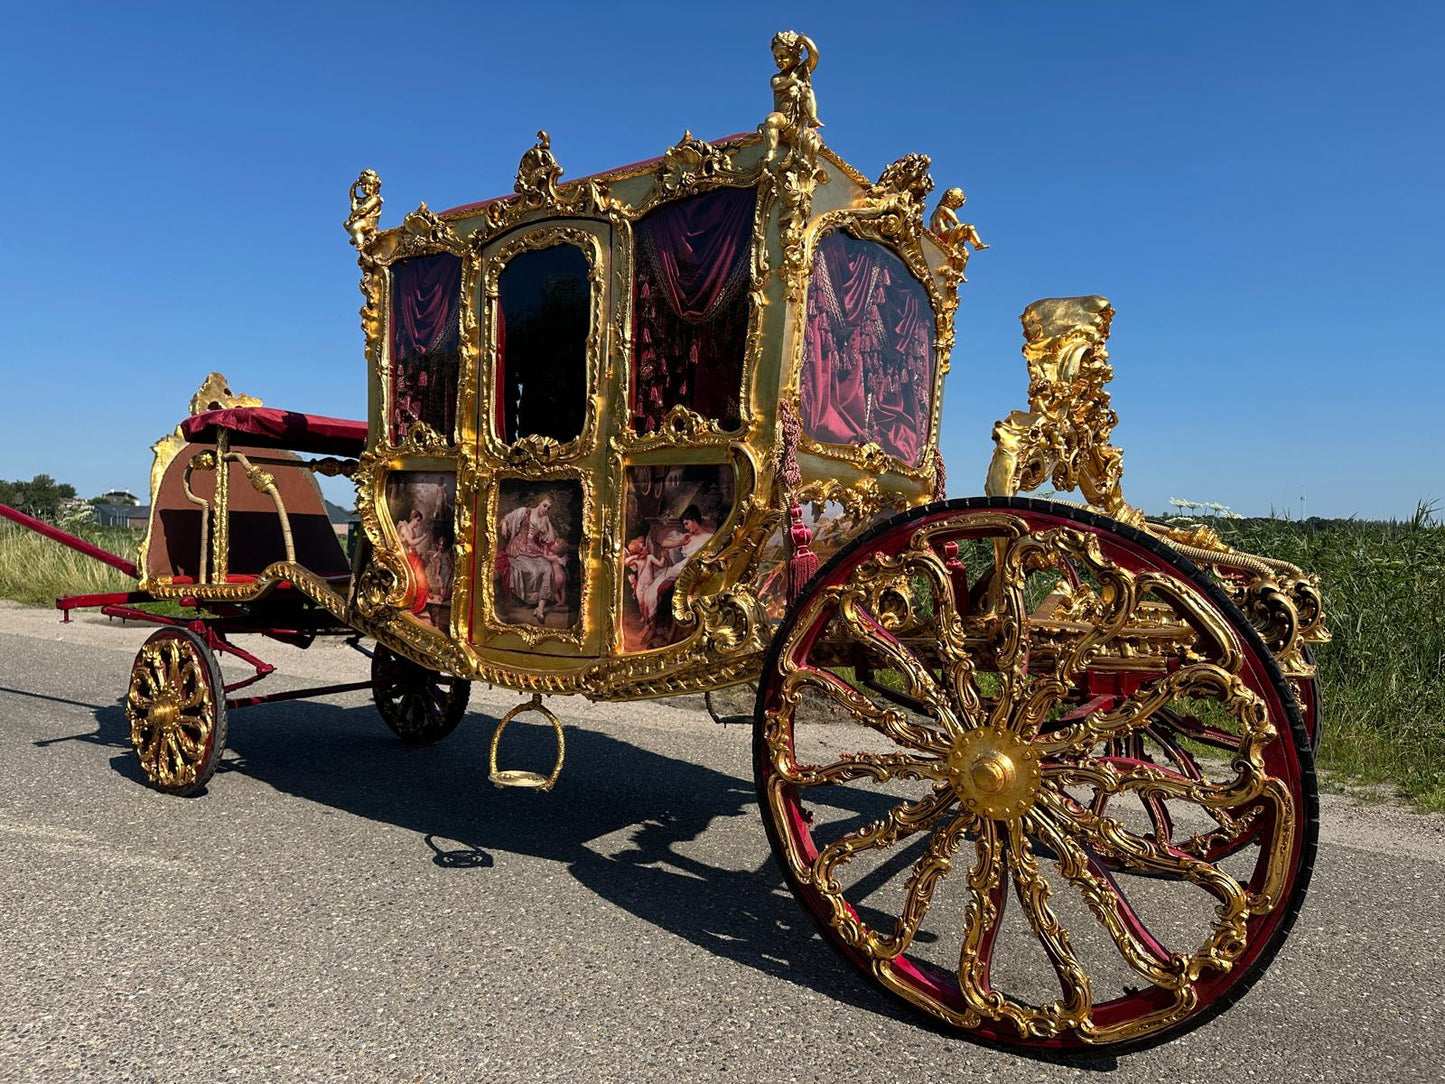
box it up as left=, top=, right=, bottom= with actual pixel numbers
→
left=371, top=644, right=470, bottom=743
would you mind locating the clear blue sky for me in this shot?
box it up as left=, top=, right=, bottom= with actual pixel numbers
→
left=2, top=2, right=1440, bottom=519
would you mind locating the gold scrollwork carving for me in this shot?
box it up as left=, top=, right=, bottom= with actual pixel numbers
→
left=660, top=130, right=735, bottom=196
left=985, top=295, right=1138, bottom=525
left=395, top=202, right=465, bottom=260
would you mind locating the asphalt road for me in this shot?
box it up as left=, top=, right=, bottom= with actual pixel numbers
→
left=1, top=602, right=1442, bottom=1083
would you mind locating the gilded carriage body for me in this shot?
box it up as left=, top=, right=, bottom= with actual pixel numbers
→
left=344, top=123, right=954, bottom=701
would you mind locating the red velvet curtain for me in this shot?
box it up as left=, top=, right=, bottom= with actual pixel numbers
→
left=800, top=233, right=934, bottom=466
left=390, top=253, right=463, bottom=443
left=632, top=186, right=756, bottom=432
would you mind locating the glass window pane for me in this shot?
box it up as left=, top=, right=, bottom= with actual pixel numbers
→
left=497, top=244, right=590, bottom=445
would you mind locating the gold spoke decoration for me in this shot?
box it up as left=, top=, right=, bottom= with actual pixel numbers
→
left=954, top=818, right=1010, bottom=1020
left=824, top=804, right=975, bottom=960
left=1039, top=664, right=1270, bottom=764
left=803, top=787, right=959, bottom=947
left=1002, top=815, right=1094, bottom=1038
left=1028, top=805, right=1191, bottom=990
left=760, top=704, right=947, bottom=791
left=778, top=665, right=951, bottom=756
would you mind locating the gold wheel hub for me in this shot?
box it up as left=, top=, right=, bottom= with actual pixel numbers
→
left=150, top=695, right=181, bottom=730
left=948, top=728, right=1041, bottom=820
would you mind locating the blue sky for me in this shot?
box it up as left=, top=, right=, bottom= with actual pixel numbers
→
left=2, top=2, right=1440, bottom=519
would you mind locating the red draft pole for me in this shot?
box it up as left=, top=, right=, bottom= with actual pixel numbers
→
left=0, top=503, right=140, bottom=579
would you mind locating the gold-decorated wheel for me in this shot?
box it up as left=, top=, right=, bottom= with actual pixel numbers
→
left=126, top=628, right=229, bottom=797
left=371, top=644, right=470, bottom=744
left=754, top=497, right=1317, bottom=1054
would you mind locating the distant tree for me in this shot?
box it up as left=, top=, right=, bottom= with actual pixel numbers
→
left=0, top=474, right=78, bottom=521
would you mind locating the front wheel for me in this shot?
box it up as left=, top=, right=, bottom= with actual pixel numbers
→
left=754, top=497, right=1317, bottom=1054
left=126, top=628, right=228, bottom=796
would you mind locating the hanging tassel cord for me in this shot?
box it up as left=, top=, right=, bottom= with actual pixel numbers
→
left=776, top=401, right=819, bottom=601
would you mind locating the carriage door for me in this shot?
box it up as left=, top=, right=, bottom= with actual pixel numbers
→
left=469, top=220, right=615, bottom=658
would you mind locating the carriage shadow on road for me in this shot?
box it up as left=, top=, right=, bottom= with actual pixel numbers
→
left=48, top=692, right=1118, bottom=1070
left=93, top=694, right=924, bottom=1027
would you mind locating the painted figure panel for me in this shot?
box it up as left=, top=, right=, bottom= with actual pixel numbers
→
left=621, top=465, right=735, bottom=651
left=384, top=471, right=457, bottom=632
left=493, top=480, right=584, bottom=629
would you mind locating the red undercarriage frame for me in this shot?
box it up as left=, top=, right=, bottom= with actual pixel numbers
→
left=1, top=501, right=372, bottom=712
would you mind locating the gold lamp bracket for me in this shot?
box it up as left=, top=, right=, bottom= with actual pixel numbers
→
left=488, top=693, right=566, bottom=792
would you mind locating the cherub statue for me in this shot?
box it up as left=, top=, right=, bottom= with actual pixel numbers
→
left=930, top=187, right=988, bottom=253
left=760, top=31, right=822, bottom=162
left=344, top=169, right=383, bottom=253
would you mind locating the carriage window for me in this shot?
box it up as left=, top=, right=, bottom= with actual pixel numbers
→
left=800, top=232, right=935, bottom=466
left=390, top=253, right=463, bottom=444
left=496, top=244, right=590, bottom=445
left=632, top=186, right=756, bottom=433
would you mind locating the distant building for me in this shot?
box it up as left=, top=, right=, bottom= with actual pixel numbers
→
left=324, top=500, right=356, bottom=540
left=94, top=504, right=150, bottom=529
left=96, top=489, right=140, bottom=507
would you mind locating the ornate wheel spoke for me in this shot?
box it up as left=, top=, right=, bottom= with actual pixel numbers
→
left=1039, top=664, right=1260, bottom=759
left=864, top=810, right=974, bottom=959
left=807, top=788, right=957, bottom=947
left=1003, top=818, right=1093, bottom=1032
left=955, top=819, right=1010, bottom=1015
left=780, top=666, right=949, bottom=755
left=1038, top=790, right=1253, bottom=928
left=834, top=595, right=951, bottom=722
left=1029, top=806, right=1191, bottom=991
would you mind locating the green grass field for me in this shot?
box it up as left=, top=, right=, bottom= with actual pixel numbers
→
left=0, top=521, right=138, bottom=606
left=3, top=510, right=1442, bottom=810
left=1206, top=511, right=1445, bottom=811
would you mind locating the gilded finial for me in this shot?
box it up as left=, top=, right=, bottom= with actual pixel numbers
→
left=345, top=169, right=383, bottom=254
left=760, top=30, right=822, bottom=162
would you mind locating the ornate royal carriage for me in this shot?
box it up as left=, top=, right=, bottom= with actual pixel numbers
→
left=2, top=31, right=1329, bottom=1055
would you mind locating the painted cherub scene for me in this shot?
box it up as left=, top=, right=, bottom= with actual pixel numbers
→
left=384, top=472, right=457, bottom=632
left=622, top=465, right=735, bottom=651
left=493, top=480, right=583, bottom=628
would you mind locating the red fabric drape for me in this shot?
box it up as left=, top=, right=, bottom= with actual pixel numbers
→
left=494, top=302, right=506, bottom=439
left=390, top=253, right=463, bottom=443
left=800, top=233, right=934, bottom=466
left=632, top=186, right=756, bottom=432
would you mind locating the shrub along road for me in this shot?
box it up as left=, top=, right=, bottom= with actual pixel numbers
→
left=1, top=603, right=1441, bottom=1083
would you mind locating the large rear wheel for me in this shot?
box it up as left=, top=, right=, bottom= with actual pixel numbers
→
left=754, top=497, right=1316, bottom=1054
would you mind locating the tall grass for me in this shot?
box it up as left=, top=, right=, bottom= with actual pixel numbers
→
left=0, top=521, right=137, bottom=606
left=1206, top=511, right=1445, bottom=811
